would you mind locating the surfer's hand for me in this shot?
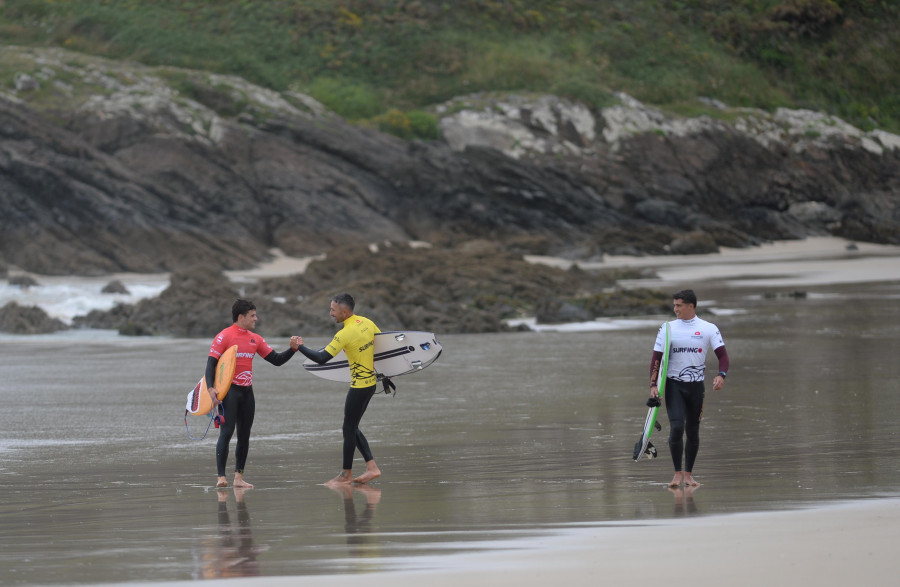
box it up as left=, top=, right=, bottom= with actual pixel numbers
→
left=649, top=385, right=659, bottom=398
left=208, top=387, right=220, bottom=405
left=713, top=375, right=724, bottom=391
left=289, top=336, right=301, bottom=351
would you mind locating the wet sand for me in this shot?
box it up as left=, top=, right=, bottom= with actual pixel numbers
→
left=6, top=236, right=900, bottom=586
left=117, top=498, right=899, bottom=587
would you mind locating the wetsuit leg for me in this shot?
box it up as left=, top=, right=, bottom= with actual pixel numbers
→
left=683, top=381, right=705, bottom=473
left=216, top=385, right=239, bottom=477
left=233, top=385, right=255, bottom=474
left=665, top=379, right=705, bottom=472
left=216, top=385, right=255, bottom=476
left=341, top=385, right=377, bottom=470
left=664, top=378, right=687, bottom=472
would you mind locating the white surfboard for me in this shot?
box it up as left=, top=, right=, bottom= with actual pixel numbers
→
left=302, top=331, right=442, bottom=383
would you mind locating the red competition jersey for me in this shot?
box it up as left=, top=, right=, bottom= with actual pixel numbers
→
left=209, top=324, right=274, bottom=387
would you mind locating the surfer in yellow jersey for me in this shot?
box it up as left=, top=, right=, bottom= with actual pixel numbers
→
left=297, top=293, right=383, bottom=487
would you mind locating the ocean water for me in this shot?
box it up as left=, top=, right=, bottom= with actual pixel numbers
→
left=1, top=275, right=900, bottom=584
left=0, top=273, right=169, bottom=324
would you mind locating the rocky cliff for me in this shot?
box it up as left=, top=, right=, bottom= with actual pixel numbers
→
left=2, top=46, right=899, bottom=335
left=4, top=46, right=898, bottom=279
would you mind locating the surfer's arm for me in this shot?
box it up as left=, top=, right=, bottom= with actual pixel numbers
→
left=205, top=356, right=218, bottom=388
left=263, top=347, right=297, bottom=366
left=712, top=346, right=729, bottom=390
left=649, top=350, right=664, bottom=388
left=297, top=344, right=334, bottom=365
left=714, top=346, right=730, bottom=375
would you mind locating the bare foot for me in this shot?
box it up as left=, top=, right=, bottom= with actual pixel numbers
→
left=683, top=473, right=702, bottom=487
left=353, top=470, right=381, bottom=484
left=325, top=471, right=353, bottom=487
left=668, top=472, right=684, bottom=488
left=232, top=473, right=254, bottom=489
left=353, top=462, right=381, bottom=484
left=216, top=476, right=228, bottom=488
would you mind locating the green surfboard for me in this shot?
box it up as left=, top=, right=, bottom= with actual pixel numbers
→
left=633, top=321, right=670, bottom=461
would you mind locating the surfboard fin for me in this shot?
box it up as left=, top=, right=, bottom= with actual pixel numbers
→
left=633, top=440, right=659, bottom=461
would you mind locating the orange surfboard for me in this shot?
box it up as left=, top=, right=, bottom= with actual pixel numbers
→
left=185, top=345, right=237, bottom=416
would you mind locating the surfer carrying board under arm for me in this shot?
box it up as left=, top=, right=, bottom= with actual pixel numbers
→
left=296, top=293, right=383, bottom=487
left=206, top=299, right=302, bottom=489
left=648, top=289, right=730, bottom=488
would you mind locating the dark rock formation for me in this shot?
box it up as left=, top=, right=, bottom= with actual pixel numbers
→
left=101, top=279, right=130, bottom=294
left=3, top=49, right=899, bottom=336
left=7, top=275, right=40, bottom=288
left=0, top=302, right=67, bottom=334
left=73, top=242, right=660, bottom=337
left=2, top=54, right=898, bottom=278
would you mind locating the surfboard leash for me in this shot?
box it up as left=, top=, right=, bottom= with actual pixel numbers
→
left=184, top=405, right=225, bottom=441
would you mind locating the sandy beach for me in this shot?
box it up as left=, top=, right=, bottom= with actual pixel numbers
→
left=109, top=498, right=899, bottom=587
left=6, top=236, right=900, bottom=587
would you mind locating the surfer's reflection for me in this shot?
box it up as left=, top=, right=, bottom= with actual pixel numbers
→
left=327, top=484, right=381, bottom=558
left=201, top=487, right=264, bottom=579
left=668, top=484, right=700, bottom=516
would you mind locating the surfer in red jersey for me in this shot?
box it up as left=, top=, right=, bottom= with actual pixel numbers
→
left=207, top=299, right=301, bottom=489
left=296, top=293, right=383, bottom=487
left=648, top=290, right=730, bottom=488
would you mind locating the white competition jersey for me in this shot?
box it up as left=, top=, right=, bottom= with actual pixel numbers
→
left=653, top=316, right=725, bottom=382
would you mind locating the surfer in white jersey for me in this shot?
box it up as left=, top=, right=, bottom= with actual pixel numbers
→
left=649, top=289, right=730, bottom=488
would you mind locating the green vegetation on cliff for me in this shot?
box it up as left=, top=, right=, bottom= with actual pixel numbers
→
left=1, top=0, right=898, bottom=133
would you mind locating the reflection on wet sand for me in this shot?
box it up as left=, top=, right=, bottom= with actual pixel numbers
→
left=199, top=487, right=265, bottom=579
left=669, top=485, right=700, bottom=517
left=327, top=484, right=382, bottom=559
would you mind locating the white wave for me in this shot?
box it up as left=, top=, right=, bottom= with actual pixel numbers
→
left=0, top=275, right=168, bottom=324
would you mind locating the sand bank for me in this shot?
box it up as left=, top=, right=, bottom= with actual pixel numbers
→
left=115, top=498, right=898, bottom=587
left=528, top=236, right=900, bottom=287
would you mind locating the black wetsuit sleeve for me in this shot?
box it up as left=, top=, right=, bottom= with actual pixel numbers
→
left=714, top=346, right=730, bottom=374
left=649, top=350, right=663, bottom=387
left=296, top=345, right=333, bottom=365
left=205, top=356, right=217, bottom=388
left=263, top=347, right=297, bottom=367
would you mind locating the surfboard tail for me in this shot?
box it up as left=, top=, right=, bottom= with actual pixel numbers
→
left=633, top=440, right=658, bottom=461
left=185, top=378, right=214, bottom=416
left=186, top=379, right=203, bottom=414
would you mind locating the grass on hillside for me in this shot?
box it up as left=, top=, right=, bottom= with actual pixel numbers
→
left=1, top=0, right=897, bottom=135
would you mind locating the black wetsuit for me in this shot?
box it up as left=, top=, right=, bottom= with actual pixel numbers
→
left=298, top=313, right=380, bottom=471
left=206, top=347, right=296, bottom=477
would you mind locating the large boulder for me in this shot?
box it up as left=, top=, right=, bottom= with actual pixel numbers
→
left=0, top=302, right=67, bottom=334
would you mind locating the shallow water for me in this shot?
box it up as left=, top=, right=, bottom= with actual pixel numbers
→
left=2, top=281, right=900, bottom=584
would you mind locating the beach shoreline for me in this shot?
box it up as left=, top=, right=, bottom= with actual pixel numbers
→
left=104, top=497, right=899, bottom=587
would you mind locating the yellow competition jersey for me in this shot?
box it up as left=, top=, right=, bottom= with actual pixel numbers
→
left=325, top=314, right=381, bottom=388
